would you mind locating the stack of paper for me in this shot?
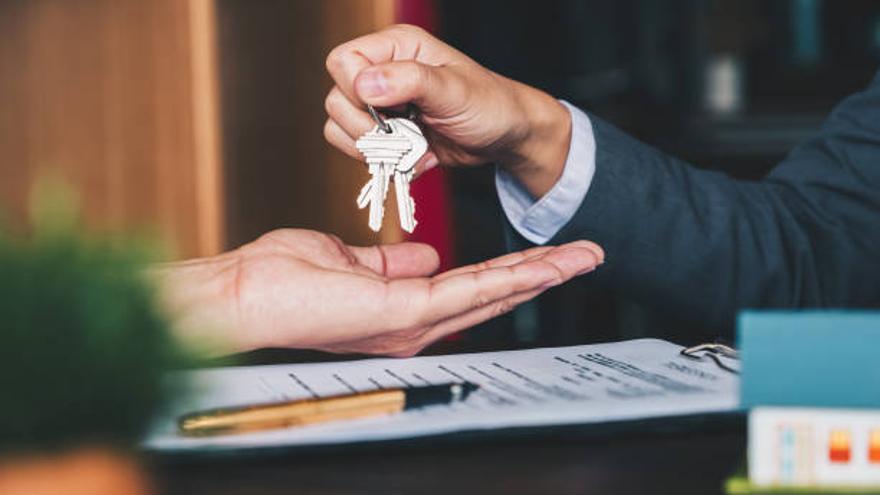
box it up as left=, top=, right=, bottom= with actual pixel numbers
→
left=146, top=338, right=740, bottom=453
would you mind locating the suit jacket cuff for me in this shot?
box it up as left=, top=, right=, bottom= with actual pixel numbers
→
left=495, top=100, right=597, bottom=245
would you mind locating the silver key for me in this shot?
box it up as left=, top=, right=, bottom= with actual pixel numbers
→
left=392, top=119, right=428, bottom=173
left=394, top=168, right=416, bottom=232
left=389, top=119, right=427, bottom=233
left=355, top=120, right=413, bottom=231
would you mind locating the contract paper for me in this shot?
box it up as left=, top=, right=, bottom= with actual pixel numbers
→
left=145, top=338, right=740, bottom=452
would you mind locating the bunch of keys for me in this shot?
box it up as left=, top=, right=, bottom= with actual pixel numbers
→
left=355, top=105, right=428, bottom=233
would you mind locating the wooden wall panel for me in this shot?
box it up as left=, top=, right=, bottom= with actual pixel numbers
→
left=0, top=0, right=223, bottom=258
left=0, top=0, right=398, bottom=257
left=217, top=0, right=399, bottom=249
left=322, top=0, right=402, bottom=245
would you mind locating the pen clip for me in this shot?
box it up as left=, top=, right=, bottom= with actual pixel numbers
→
left=680, top=343, right=740, bottom=375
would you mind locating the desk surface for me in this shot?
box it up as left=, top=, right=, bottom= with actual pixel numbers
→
left=153, top=346, right=746, bottom=495
left=154, top=429, right=745, bottom=495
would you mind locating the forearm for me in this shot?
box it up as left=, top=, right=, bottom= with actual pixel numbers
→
left=146, top=253, right=245, bottom=355
left=552, top=111, right=880, bottom=335
left=496, top=101, right=596, bottom=245
left=499, top=82, right=573, bottom=199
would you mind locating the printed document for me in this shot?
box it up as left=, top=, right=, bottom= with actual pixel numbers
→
left=145, top=338, right=739, bottom=452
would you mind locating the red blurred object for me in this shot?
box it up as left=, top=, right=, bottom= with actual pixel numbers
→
left=869, top=429, right=880, bottom=464
left=396, top=0, right=438, bottom=30
left=828, top=429, right=852, bottom=463
left=395, top=0, right=455, bottom=272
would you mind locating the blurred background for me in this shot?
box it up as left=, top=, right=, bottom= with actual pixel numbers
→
left=2, top=0, right=879, bottom=348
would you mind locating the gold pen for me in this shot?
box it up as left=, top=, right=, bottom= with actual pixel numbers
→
left=178, top=382, right=478, bottom=436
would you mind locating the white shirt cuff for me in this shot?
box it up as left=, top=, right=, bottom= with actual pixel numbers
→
left=495, top=100, right=597, bottom=245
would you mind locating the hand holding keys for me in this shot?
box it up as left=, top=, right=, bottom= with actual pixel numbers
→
left=355, top=105, right=427, bottom=233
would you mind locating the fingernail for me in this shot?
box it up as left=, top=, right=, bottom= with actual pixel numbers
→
left=357, top=69, right=387, bottom=98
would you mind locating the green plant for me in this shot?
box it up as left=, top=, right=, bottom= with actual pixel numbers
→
left=0, top=188, right=185, bottom=455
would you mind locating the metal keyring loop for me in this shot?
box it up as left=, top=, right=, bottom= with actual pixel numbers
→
left=680, top=343, right=740, bottom=375
left=367, top=105, right=393, bottom=134
left=406, top=103, right=419, bottom=121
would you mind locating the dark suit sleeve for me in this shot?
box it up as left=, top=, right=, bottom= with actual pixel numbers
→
left=550, top=73, right=880, bottom=335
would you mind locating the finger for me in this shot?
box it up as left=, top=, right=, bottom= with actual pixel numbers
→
left=432, top=245, right=557, bottom=282
left=354, top=60, right=465, bottom=115
left=325, top=116, right=439, bottom=180
left=575, top=240, right=605, bottom=265
left=349, top=242, right=440, bottom=278
left=408, top=245, right=602, bottom=342
left=325, top=285, right=546, bottom=357
left=391, top=245, right=600, bottom=327
left=412, top=152, right=440, bottom=177
left=432, top=240, right=603, bottom=282
left=325, top=25, right=452, bottom=104
left=530, top=243, right=603, bottom=277
left=323, top=119, right=361, bottom=159
left=324, top=84, right=441, bottom=177
left=317, top=327, right=430, bottom=358
left=418, top=287, right=545, bottom=349
left=324, top=86, right=375, bottom=139
left=309, top=245, right=600, bottom=356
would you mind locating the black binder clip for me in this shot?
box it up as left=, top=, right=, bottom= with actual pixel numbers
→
left=680, top=343, right=740, bottom=375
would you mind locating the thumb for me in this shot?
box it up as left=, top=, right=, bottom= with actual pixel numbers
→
left=354, top=60, right=463, bottom=117
left=349, top=242, right=440, bottom=278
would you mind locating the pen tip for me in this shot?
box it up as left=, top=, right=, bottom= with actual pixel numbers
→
left=460, top=382, right=479, bottom=400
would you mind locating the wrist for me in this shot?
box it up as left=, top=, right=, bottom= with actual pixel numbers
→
left=503, top=82, right=572, bottom=198
left=146, top=252, right=247, bottom=356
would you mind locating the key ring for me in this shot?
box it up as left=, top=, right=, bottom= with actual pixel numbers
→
left=405, top=103, right=419, bottom=121
left=367, top=104, right=420, bottom=134
left=366, top=105, right=393, bottom=134
left=680, top=343, right=740, bottom=375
